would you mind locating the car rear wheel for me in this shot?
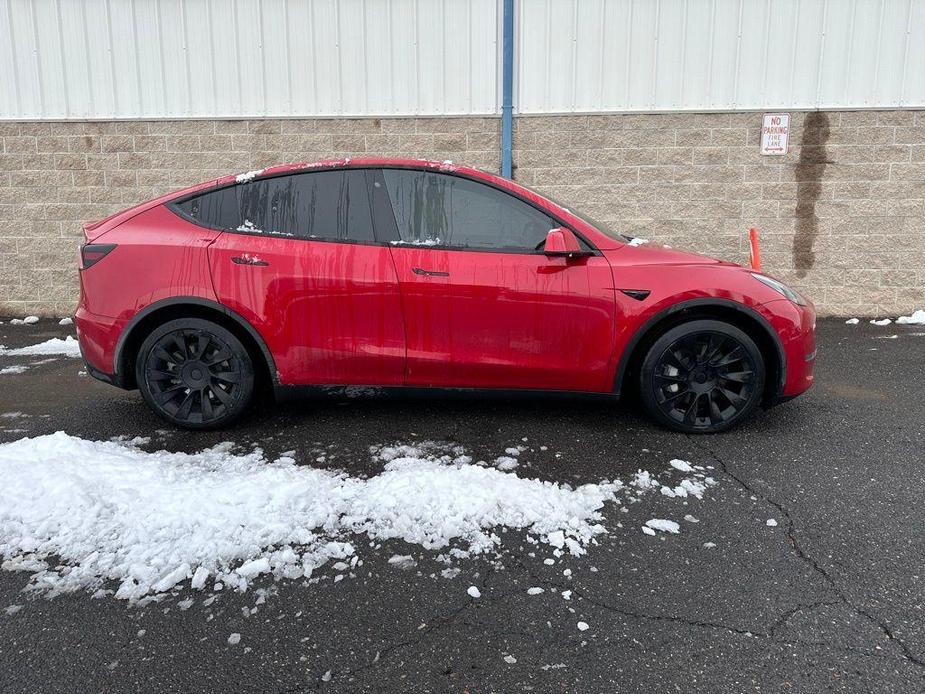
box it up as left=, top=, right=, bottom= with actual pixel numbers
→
left=135, top=318, right=255, bottom=429
left=639, top=319, right=765, bottom=434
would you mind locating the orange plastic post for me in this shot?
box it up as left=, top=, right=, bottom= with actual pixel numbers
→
left=748, top=227, right=761, bottom=271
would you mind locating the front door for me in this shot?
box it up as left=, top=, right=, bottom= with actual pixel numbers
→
left=175, top=169, right=406, bottom=386
left=376, top=168, right=615, bottom=392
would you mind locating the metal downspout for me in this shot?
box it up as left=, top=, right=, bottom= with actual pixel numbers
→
left=501, top=0, right=514, bottom=178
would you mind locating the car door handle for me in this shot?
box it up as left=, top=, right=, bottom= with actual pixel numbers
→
left=412, top=267, right=449, bottom=277
left=231, top=256, right=270, bottom=267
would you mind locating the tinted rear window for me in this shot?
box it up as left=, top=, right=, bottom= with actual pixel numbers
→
left=176, top=170, right=375, bottom=242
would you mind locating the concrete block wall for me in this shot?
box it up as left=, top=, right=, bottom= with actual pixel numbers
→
left=514, top=110, right=925, bottom=317
left=1, top=110, right=923, bottom=317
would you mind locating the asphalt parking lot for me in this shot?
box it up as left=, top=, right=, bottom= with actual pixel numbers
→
left=0, top=317, right=923, bottom=693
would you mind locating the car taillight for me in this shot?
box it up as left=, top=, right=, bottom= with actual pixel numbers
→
left=80, top=243, right=117, bottom=269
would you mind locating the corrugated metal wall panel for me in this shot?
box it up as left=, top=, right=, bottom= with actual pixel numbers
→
left=1, top=0, right=922, bottom=119
left=517, top=0, right=925, bottom=113
left=0, top=0, right=498, bottom=119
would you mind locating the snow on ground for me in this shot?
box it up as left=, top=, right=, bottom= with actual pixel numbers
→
left=897, top=309, right=925, bottom=325
left=870, top=318, right=892, bottom=326
left=8, top=316, right=39, bottom=325
left=0, top=336, right=81, bottom=358
left=0, top=434, right=720, bottom=603
left=845, top=318, right=860, bottom=325
left=644, top=519, right=681, bottom=534
left=0, top=365, right=29, bottom=375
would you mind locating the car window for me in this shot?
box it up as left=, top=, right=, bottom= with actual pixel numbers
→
left=176, top=170, right=375, bottom=243
left=381, top=169, right=556, bottom=251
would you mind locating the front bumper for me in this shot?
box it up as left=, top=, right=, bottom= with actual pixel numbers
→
left=760, top=298, right=816, bottom=400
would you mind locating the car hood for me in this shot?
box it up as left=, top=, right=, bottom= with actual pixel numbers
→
left=605, top=242, right=741, bottom=268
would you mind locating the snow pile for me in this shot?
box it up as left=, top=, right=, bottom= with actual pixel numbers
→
left=870, top=318, right=892, bottom=326
left=845, top=318, right=860, bottom=325
left=897, top=309, right=925, bottom=325
left=0, top=336, right=81, bottom=358
left=0, top=433, right=622, bottom=601
left=8, top=316, right=39, bottom=325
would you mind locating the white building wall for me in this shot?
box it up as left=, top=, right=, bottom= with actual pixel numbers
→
left=517, top=0, right=925, bottom=113
left=1, top=0, right=923, bottom=120
left=0, top=0, right=500, bottom=119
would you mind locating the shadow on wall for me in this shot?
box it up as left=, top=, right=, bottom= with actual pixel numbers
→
left=792, top=112, right=833, bottom=278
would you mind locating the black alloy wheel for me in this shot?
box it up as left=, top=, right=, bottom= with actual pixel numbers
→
left=136, top=318, right=255, bottom=429
left=639, top=319, right=765, bottom=433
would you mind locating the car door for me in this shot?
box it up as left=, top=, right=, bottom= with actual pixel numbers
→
left=178, top=169, right=405, bottom=386
left=376, top=168, right=615, bottom=392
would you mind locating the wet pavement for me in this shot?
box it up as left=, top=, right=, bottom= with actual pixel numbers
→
left=0, top=317, right=923, bottom=693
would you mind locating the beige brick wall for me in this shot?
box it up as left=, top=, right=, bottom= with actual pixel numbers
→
left=1, top=111, right=923, bottom=317
left=514, top=110, right=925, bottom=317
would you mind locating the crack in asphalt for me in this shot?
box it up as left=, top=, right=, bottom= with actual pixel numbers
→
left=692, top=439, right=925, bottom=669
left=306, top=563, right=500, bottom=692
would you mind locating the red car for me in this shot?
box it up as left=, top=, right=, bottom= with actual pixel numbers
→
left=74, top=158, right=815, bottom=433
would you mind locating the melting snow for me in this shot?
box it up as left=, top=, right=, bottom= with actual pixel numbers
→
left=0, top=365, right=29, bottom=375
left=467, top=586, right=481, bottom=599
left=387, top=555, right=417, bottom=570
left=644, top=519, right=681, bottom=534
left=0, top=336, right=81, bottom=358
left=0, top=434, right=624, bottom=601
left=845, top=318, right=860, bottom=325
left=58, top=317, right=73, bottom=326
left=390, top=238, right=442, bottom=246
left=627, top=237, right=649, bottom=247
left=235, top=169, right=264, bottom=183
left=870, top=318, right=892, bottom=326
left=897, top=309, right=925, bottom=325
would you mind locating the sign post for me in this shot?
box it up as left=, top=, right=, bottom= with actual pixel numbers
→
left=759, top=113, right=791, bottom=156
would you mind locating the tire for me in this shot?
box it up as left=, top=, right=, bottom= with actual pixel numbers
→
left=639, top=319, right=765, bottom=434
left=135, top=318, right=255, bottom=430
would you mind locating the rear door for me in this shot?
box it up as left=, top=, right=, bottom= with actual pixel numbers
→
left=177, top=169, right=405, bottom=386
left=376, top=168, right=615, bottom=392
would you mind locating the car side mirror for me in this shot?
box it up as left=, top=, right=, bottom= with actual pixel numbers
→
left=543, top=227, right=590, bottom=258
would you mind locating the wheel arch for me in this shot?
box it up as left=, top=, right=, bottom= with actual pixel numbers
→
left=113, top=297, right=278, bottom=390
left=614, top=298, right=786, bottom=404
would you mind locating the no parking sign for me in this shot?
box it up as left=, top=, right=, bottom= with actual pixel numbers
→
left=760, top=113, right=791, bottom=155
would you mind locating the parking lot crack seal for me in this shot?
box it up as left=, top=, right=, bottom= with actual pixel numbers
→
left=693, top=440, right=925, bottom=669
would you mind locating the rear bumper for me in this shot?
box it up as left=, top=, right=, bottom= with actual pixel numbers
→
left=74, top=306, right=128, bottom=388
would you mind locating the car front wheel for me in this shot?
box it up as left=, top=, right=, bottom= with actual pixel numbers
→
left=639, top=319, right=765, bottom=434
left=135, top=318, right=255, bottom=429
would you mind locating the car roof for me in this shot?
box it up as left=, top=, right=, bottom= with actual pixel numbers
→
left=86, top=157, right=621, bottom=249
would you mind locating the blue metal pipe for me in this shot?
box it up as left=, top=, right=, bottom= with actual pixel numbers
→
left=501, top=0, right=514, bottom=178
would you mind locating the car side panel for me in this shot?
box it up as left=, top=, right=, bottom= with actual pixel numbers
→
left=208, top=234, right=406, bottom=386
left=602, top=248, right=815, bottom=398
left=78, top=205, right=221, bottom=321
left=74, top=205, right=220, bottom=375
left=389, top=247, right=616, bottom=392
